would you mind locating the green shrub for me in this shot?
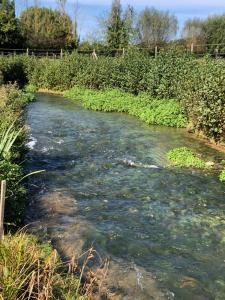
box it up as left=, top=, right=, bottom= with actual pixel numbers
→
left=181, top=58, right=225, bottom=141
left=167, top=147, right=207, bottom=168
left=0, top=55, right=32, bottom=88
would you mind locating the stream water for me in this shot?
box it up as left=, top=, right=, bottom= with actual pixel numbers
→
left=26, top=93, right=225, bottom=300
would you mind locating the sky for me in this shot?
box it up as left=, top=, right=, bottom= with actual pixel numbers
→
left=15, top=0, right=225, bottom=40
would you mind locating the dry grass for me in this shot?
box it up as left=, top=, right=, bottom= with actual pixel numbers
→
left=0, top=232, right=109, bottom=300
left=0, top=86, right=7, bottom=110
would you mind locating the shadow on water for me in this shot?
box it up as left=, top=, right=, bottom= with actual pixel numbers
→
left=26, top=93, right=225, bottom=300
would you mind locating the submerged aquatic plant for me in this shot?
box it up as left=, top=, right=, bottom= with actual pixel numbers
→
left=167, top=147, right=207, bottom=168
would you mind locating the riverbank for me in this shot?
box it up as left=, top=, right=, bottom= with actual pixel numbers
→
left=0, top=84, right=34, bottom=225
left=36, top=87, right=225, bottom=157
left=0, top=232, right=88, bottom=300
left=0, top=85, right=95, bottom=300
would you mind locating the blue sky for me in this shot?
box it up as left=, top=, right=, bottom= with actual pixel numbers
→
left=15, top=0, right=225, bottom=40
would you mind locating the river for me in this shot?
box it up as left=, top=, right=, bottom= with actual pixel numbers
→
left=26, top=93, right=225, bottom=300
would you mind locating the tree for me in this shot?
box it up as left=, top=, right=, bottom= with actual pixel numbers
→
left=106, top=0, right=123, bottom=49
left=103, top=0, right=136, bottom=49
left=203, top=14, right=225, bottom=52
left=182, top=18, right=205, bottom=50
left=0, top=0, right=21, bottom=47
left=71, top=0, right=79, bottom=48
left=20, top=6, right=74, bottom=49
left=122, top=5, right=138, bottom=46
left=57, top=0, right=67, bottom=14
left=138, top=7, right=178, bottom=47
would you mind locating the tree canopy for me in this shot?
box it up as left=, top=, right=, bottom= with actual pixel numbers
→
left=0, top=0, right=21, bottom=47
left=104, top=0, right=136, bottom=49
left=203, top=15, right=225, bottom=48
left=20, top=6, right=76, bottom=49
left=138, top=7, right=178, bottom=47
left=182, top=18, right=205, bottom=46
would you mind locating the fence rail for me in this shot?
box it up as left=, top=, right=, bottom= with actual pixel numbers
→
left=1, top=43, right=225, bottom=58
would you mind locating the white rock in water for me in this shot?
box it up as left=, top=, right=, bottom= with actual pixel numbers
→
left=122, top=159, right=159, bottom=169
left=26, top=136, right=37, bottom=149
left=145, top=164, right=159, bottom=169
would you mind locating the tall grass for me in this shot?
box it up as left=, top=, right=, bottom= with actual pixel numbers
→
left=0, top=122, right=23, bottom=161
left=0, top=84, right=34, bottom=225
left=0, top=232, right=109, bottom=300
left=0, top=232, right=86, bottom=300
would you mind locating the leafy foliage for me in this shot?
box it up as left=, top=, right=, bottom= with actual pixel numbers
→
left=2, top=49, right=225, bottom=142
left=20, top=6, right=76, bottom=49
left=64, top=86, right=187, bottom=127
left=0, top=0, right=22, bottom=48
left=138, top=7, right=178, bottom=46
left=0, top=122, right=22, bottom=161
left=219, top=169, right=225, bottom=182
left=104, top=0, right=136, bottom=49
left=167, top=147, right=207, bottom=168
left=181, top=58, right=225, bottom=141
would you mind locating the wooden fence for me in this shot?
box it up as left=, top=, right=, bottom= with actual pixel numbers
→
left=1, top=43, right=225, bottom=59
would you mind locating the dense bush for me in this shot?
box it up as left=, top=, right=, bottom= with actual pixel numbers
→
left=181, top=58, right=225, bottom=141
left=0, top=55, right=31, bottom=88
left=1, top=49, right=225, bottom=141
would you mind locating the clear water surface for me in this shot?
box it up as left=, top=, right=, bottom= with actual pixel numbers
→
left=26, top=93, right=225, bottom=300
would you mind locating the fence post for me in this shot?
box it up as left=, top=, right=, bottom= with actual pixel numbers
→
left=92, top=49, right=98, bottom=60
left=26, top=48, right=29, bottom=56
left=215, top=47, right=219, bottom=59
left=191, top=43, right=194, bottom=53
left=155, top=46, right=158, bottom=58
left=60, top=49, right=63, bottom=59
left=0, top=180, right=6, bottom=241
left=122, top=48, right=125, bottom=57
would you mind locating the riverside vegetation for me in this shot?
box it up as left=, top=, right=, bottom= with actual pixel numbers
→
left=1, top=47, right=225, bottom=298
left=1, top=48, right=225, bottom=142
left=0, top=84, right=98, bottom=299
left=1, top=48, right=225, bottom=178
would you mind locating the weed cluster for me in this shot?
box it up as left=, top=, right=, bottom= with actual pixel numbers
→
left=64, top=86, right=187, bottom=128
left=167, top=147, right=207, bottom=168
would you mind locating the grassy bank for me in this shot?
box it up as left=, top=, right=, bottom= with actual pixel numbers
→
left=64, top=86, right=187, bottom=128
left=0, top=84, right=34, bottom=225
left=0, top=232, right=87, bottom=300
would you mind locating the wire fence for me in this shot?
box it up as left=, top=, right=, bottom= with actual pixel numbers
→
left=0, top=43, right=225, bottom=59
